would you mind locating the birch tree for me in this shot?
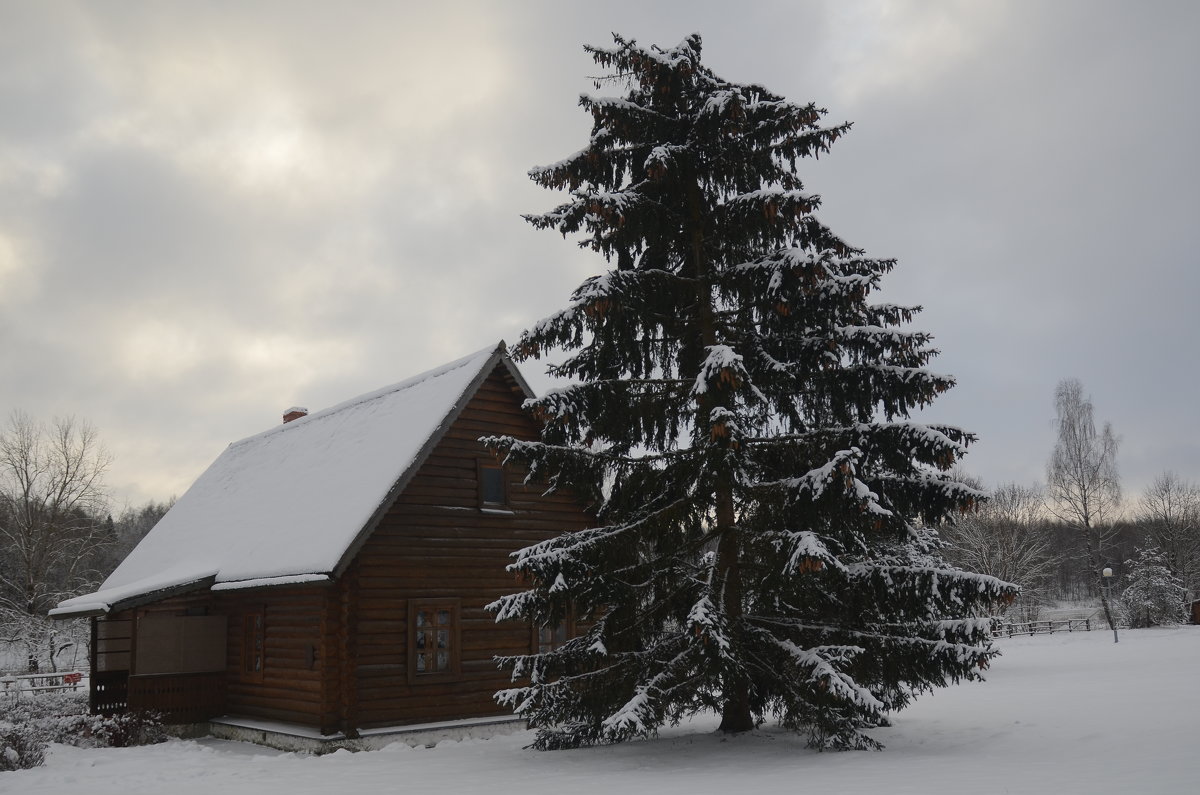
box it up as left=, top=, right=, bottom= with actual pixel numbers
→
left=1046, top=379, right=1120, bottom=629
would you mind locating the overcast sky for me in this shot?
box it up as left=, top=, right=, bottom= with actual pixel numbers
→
left=1, top=0, right=1197, bottom=511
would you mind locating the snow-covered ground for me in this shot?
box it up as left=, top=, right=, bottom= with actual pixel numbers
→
left=9, top=627, right=1199, bottom=794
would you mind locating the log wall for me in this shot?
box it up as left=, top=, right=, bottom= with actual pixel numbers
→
left=218, top=586, right=335, bottom=729
left=345, top=365, right=590, bottom=729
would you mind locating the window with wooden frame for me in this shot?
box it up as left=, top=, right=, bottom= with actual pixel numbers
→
left=534, top=611, right=576, bottom=654
left=408, top=598, right=461, bottom=682
left=477, top=459, right=508, bottom=508
left=242, top=610, right=265, bottom=682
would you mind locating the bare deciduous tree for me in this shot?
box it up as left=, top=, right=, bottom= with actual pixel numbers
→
left=1046, top=378, right=1121, bottom=629
left=1139, top=472, right=1200, bottom=595
left=942, top=481, right=1058, bottom=620
left=0, top=411, right=113, bottom=671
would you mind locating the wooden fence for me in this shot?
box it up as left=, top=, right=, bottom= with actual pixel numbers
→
left=0, top=670, right=86, bottom=699
left=996, top=618, right=1095, bottom=637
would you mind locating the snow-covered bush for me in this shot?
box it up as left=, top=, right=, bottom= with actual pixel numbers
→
left=0, top=723, right=45, bottom=771
left=1120, top=546, right=1188, bottom=628
left=0, top=691, right=165, bottom=771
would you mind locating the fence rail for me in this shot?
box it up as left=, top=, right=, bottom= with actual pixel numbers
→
left=996, top=618, right=1095, bottom=637
left=0, top=670, right=87, bottom=698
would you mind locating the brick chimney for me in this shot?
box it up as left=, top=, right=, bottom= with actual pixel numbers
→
left=283, top=406, right=308, bottom=424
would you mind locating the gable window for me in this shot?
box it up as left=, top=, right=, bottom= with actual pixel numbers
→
left=408, top=599, right=461, bottom=682
left=242, top=610, right=265, bottom=682
left=478, top=460, right=507, bottom=507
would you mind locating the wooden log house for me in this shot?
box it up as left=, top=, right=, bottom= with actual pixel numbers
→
left=51, top=343, right=589, bottom=739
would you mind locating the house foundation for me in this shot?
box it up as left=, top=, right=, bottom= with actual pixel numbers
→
left=204, top=714, right=527, bottom=754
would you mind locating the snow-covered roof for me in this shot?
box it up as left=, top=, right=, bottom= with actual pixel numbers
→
left=52, top=342, right=529, bottom=618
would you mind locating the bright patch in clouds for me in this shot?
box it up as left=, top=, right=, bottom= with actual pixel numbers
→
left=215, top=109, right=319, bottom=194
left=118, top=320, right=205, bottom=383
left=229, top=333, right=361, bottom=386
left=118, top=320, right=360, bottom=389
left=0, top=231, right=40, bottom=306
left=72, top=5, right=516, bottom=208
left=828, top=0, right=1004, bottom=106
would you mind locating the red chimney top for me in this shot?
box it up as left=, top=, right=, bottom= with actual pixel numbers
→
left=283, top=407, right=309, bottom=424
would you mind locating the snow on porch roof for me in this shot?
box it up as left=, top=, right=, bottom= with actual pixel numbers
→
left=52, top=341, right=530, bottom=618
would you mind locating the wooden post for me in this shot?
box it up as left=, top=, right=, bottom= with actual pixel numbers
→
left=337, top=565, right=359, bottom=738
left=318, top=591, right=334, bottom=736
left=88, top=617, right=98, bottom=715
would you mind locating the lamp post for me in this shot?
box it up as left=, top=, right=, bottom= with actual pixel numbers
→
left=1102, top=567, right=1118, bottom=644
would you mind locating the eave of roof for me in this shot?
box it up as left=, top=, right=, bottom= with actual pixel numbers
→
left=50, top=571, right=218, bottom=619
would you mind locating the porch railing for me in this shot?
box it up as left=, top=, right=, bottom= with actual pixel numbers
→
left=127, top=671, right=227, bottom=724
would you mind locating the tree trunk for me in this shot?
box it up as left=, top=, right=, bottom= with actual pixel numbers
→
left=24, top=590, right=41, bottom=672
left=686, top=176, right=753, bottom=734
left=715, top=511, right=753, bottom=734
left=718, top=691, right=754, bottom=733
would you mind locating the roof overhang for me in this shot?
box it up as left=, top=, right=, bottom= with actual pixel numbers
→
left=50, top=571, right=342, bottom=619
left=49, top=574, right=217, bottom=620
left=209, top=573, right=333, bottom=592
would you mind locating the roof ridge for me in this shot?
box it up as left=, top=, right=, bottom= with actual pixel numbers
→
left=229, top=342, right=504, bottom=449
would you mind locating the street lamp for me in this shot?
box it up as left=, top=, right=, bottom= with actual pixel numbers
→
left=1102, top=567, right=1118, bottom=644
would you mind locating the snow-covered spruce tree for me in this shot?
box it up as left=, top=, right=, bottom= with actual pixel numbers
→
left=486, top=34, right=1016, bottom=751
left=1120, top=546, right=1188, bottom=628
